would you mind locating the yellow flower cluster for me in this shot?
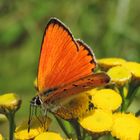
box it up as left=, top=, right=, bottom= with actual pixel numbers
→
left=78, top=58, right=140, bottom=139
left=14, top=116, right=64, bottom=140
left=51, top=58, right=139, bottom=139
left=79, top=106, right=140, bottom=139
left=98, top=58, right=140, bottom=82
left=79, top=88, right=122, bottom=134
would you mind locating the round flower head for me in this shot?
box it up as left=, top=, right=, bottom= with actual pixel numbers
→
left=0, top=93, right=21, bottom=114
left=92, top=89, right=122, bottom=111
left=107, top=66, right=132, bottom=86
left=122, top=61, right=140, bottom=80
left=111, top=113, right=140, bottom=140
left=15, top=116, right=51, bottom=140
left=34, top=132, right=63, bottom=140
left=98, top=58, right=126, bottom=71
left=55, top=92, right=92, bottom=119
left=79, top=109, right=113, bottom=134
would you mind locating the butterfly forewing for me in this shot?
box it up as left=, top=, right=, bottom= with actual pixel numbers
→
left=37, top=18, right=96, bottom=91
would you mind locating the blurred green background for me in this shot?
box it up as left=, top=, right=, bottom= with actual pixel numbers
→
left=0, top=0, right=140, bottom=139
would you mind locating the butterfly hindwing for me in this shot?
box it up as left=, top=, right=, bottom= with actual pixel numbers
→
left=39, top=73, right=110, bottom=104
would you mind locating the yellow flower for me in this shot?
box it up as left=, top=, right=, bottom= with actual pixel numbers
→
left=85, top=88, right=98, bottom=96
left=15, top=116, right=51, bottom=140
left=111, top=113, right=140, bottom=140
left=56, top=92, right=92, bottom=119
left=98, top=58, right=126, bottom=70
left=0, top=134, right=3, bottom=140
left=122, top=61, right=140, bottom=79
left=79, top=109, right=113, bottom=133
left=0, top=93, right=21, bottom=114
left=34, top=132, right=63, bottom=140
left=92, top=89, right=122, bottom=111
left=107, top=66, right=132, bottom=86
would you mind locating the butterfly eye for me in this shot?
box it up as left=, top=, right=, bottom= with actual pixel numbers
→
left=30, top=96, right=41, bottom=106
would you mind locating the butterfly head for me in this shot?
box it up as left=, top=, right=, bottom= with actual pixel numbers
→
left=28, top=96, right=43, bottom=132
left=30, top=96, right=42, bottom=106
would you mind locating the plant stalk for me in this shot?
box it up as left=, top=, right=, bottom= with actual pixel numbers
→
left=54, top=115, right=71, bottom=139
left=70, top=119, right=82, bottom=140
left=6, top=111, right=16, bottom=140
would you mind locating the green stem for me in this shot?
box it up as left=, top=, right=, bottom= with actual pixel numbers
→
left=82, top=127, right=86, bottom=140
left=119, top=82, right=139, bottom=112
left=118, top=86, right=126, bottom=112
left=6, top=111, right=16, bottom=140
left=127, top=87, right=139, bottom=109
left=70, top=119, right=82, bottom=140
left=54, top=116, right=71, bottom=139
left=126, top=81, right=140, bottom=110
left=127, top=81, right=137, bottom=98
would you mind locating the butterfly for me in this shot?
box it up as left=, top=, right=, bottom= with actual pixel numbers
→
left=30, top=17, right=110, bottom=115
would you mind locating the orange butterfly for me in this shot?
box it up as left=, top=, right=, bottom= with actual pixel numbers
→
left=30, top=18, right=110, bottom=112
